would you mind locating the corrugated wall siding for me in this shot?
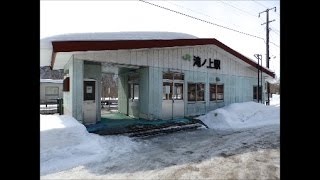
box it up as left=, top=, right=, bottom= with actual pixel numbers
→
left=75, top=44, right=266, bottom=118
left=74, top=45, right=259, bottom=78
left=145, top=67, right=264, bottom=118
left=138, top=67, right=150, bottom=119
left=148, top=67, right=163, bottom=119
left=72, top=59, right=84, bottom=122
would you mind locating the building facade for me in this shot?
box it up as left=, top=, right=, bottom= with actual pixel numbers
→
left=40, top=79, right=63, bottom=104
left=40, top=32, right=274, bottom=124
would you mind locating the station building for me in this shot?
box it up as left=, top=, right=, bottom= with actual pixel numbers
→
left=40, top=32, right=274, bottom=125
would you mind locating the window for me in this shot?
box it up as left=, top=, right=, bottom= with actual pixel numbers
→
left=253, top=86, right=262, bottom=100
left=163, top=72, right=184, bottom=100
left=163, top=82, right=173, bottom=100
left=163, top=72, right=173, bottom=80
left=133, top=84, right=139, bottom=100
left=129, top=83, right=139, bottom=100
left=173, top=83, right=183, bottom=100
left=163, top=72, right=184, bottom=80
left=188, top=83, right=205, bottom=102
left=210, top=84, right=224, bottom=101
left=45, top=87, right=59, bottom=96
left=174, top=73, right=184, bottom=80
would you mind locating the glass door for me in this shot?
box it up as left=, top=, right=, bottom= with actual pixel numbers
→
left=162, top=72, right=184, bottom=120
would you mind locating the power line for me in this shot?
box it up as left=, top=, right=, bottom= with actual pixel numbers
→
left=272, top=28, right=280, bottom=33
left=217, top=0, right=258, bottom=18
left=139, top=0, right=280, bottom=48
left=162, top=0, right=242, bottom=29
left=252, top=0, right=280, bottom=17
left=139, top=0, right=264, bottom=40
left=270, top=41, right=279, bottom=49
left=217, top=0, right=266, bottom=24
left=162, top=0, right=267, bottom=39
left=252, top=0, right=268, bottom=9
left=271, top=30, right=279, bottom=36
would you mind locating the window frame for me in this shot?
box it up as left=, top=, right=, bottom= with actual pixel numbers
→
left=187, top=83, right=196, bottom=102
left=129, top=83, right=139, bottom=101
left=188, top=82, right=205, bottom=102
left=45, top=86, right=59, bottom=96
left=253, top=85, right=262, bottom=101
left=209, top=83, right=224, bottom=102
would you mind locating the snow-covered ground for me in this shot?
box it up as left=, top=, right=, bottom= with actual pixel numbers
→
left=41, top=98, right=280, bottom=179
left=40, top=115, right=141, bottom=175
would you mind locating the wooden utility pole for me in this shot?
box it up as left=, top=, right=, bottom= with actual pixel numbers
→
left=259, top=7, right=276, bottom=105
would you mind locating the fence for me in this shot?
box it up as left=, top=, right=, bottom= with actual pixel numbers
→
left=40, top=98, right=63, bottom=115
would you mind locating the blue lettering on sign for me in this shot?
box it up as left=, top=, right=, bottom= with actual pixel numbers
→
left=182, top=54, right=191, bottom=61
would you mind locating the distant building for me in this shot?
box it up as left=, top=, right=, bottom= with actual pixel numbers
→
left=40, top=79, right=63, bottom=104
left=40, top=32, right=275, bottom=125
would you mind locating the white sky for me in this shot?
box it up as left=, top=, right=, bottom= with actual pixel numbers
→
left=40, top=0, right=280, bottom=78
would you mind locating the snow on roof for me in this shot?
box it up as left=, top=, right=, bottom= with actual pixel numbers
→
left=40, top=31, right=198, bottom=49
left=40, top=79, right=63, bottom=83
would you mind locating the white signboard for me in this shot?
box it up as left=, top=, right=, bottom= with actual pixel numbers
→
left=165, top=85, right=170, bottom=94
left=177, top=87, right=181, bottom=94
left=86, top=86, right=93, bottom=93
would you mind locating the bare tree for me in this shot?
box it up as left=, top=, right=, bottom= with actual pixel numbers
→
left=101, top=73, right=118, bottom=99
left=40, top=66, right=63, bottom=79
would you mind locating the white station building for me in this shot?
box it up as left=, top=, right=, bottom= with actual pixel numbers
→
left=40, top=32, right=275, bottom=125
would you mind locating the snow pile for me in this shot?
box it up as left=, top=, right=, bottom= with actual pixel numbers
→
left=270, top=94, right=280, bottom=107
left=197, top=102, right=279, bottom=131
left=40, top=115, right=141, bottom=175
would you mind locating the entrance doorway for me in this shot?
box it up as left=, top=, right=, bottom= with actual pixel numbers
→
left=101, top=73, right=119, bottom=114
left=162, top=72, right=184, bottom=120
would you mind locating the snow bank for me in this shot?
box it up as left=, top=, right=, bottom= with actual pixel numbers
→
left=270, top=94, right=280, bottom=107
left=197, top=102, right=279, bottom=131
left=40, top=115, right=88, bottom=149
left=40, top=115, right=141, bottom=175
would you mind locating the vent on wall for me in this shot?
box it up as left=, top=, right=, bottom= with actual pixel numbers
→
left=63, top=77, right=70, bottom=92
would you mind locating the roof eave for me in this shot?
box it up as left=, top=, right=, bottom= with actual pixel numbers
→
left=50, top=38, right=275, bottom=77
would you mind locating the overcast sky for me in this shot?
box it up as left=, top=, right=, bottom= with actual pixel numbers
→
left=41, top=0, right=280, bottom=78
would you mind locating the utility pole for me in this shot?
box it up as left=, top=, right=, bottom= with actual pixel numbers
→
left=254, top=54, right=262, bottom=103
left=259, top=7, right=276, bottom=105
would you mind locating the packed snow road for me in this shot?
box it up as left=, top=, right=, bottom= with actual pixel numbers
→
left=41, top=124, right=279, bottom=179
